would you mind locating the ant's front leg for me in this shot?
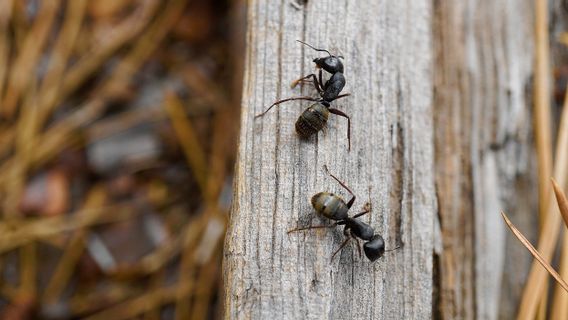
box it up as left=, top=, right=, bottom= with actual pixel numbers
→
left=291, top=73, right=323, bottom=94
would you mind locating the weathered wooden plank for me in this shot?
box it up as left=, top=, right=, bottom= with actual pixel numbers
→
left=223, top=0, right=434, bottom=319
left=433, top=1, right=536, bottom=319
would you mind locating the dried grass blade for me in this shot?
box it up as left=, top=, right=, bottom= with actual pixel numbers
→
left=25, top=0, right=186, bottom=171
left=551, top=177, right=568, bottom=318
left=58, top=0, right=160, bottom=102
left=164, top=92, right=208, bottom=198
left=0, top=0, right=14, bottom=102
left=501, top=212, right=568, bottom=293
left=83, top=282, right=193, bottom=320
left=0, top=204, right=136, bottom=254
left=1, top=0, right=61, bottom=118
left=533, top=0, right=554, bottom=314
left=38, top=0, right=88, bottom=124
left=518, top=44, right=568, bottom=320
left=552, top=178, right=568, bottom=229
left=42, top=186, right=107, bottom=304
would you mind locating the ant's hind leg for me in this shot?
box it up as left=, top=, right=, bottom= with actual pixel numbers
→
left=331, top=238, right=351, bottom=261
left=287, top=224, right=337, bottom=234
left=328, top=108, right=351, bottom=151
left=323, top=165, right=356, bottom=208
left=254, top=96, right=319, bottom=118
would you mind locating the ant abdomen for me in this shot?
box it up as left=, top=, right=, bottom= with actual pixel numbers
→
left=295, top=103, right=329, bottom=138
left=311, top=192, right=349, bottom=221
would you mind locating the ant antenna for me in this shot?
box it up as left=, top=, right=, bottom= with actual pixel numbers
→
left=296, top=40, right=333, bottom=57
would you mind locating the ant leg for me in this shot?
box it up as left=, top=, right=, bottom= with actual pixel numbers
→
left=323, top=165, right=356, bottom=208
left=328, top=108, right=351, bottom=151
left=331, top=238, right=351, bottom=261
left=352, top=202, right=371, bottom=219
left=319, top=69, right=326, bottom=90
left=354, top=237, right=362, bottom=259
left=332, top=93, right=351, bottom=101
left=291, top=74, right=323, bottom=93
left=287, top=224, right=337, bottom=234
left=254, top=96, right=319, bottom=118
left=352, top=208, right=371, bottom=219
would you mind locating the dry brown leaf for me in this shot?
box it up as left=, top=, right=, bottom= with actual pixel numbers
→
left=501, top=212, right=568, bottom=293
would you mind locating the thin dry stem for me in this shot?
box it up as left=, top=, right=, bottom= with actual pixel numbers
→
left=1, top=0, right=61, bottom=118
left=164, top=92, right=208, bottom=196
left=518, top=37, right=568, bottom=319
left=42, top=186, right=107, bottom=304
left=0, top=0, right=186, bottom=188
left=0, top=0, right=237, bottom=317
left=532, top=0, right=554, bottom=316
left=58, top=0, right=160, bottom=104
left=0, top=0, right=14, bottom=102
left=83, top=282, right=194, bottom=320
left=552, top=178, right=568, bottom=229
left=36, top=0, right=88, bottom=126
left=502, top=212, right=568, bottom=294
left=551, top=177, right=568, bottom=317
left=0, top=203, right=138, bottom=254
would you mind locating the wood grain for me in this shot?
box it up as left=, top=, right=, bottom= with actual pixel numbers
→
left=223, top=0, right=434, bottom=319
left=433, top=1, right=536, bottom=319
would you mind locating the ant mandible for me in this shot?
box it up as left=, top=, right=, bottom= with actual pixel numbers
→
left=254, top=40, right=352, bottom=151
left=288, top=166, right=400, bottom=262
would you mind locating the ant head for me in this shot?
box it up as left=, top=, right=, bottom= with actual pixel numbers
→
left=297, top=40, right=344, bottom=74
left=363, top=235, right=385, bottom=262
left=313, top=56, right=344, bottom=74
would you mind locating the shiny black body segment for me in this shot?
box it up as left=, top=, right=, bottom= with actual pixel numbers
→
left=313, top=56, right=344, bottom=74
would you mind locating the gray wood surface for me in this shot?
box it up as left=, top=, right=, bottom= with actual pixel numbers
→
left=223, top=1, right=435, bottom=319
left=433, top=1, right=536, bottom=319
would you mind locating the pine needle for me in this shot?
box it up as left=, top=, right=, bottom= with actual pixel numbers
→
left=501, top=212, right=568, bottom=293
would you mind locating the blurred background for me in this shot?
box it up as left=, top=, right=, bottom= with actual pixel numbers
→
left=0, top=0, right=245, bottom=319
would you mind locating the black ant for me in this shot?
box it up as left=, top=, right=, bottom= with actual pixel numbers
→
left=254, top=40, right=352, bottom=150
left=288, top=166, right=400, bottom=262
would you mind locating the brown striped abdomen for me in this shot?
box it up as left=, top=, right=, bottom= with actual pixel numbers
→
left=295, top=103, right=329, bottom=138
left=311, top=192, right=349, bottom=221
